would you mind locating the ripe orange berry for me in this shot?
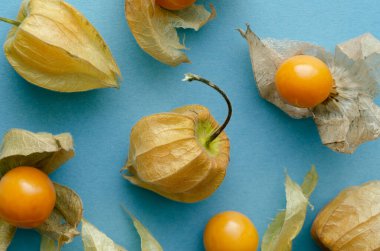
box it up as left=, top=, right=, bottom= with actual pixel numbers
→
left=204, top=211, right=259, bottom=251
left=0, top=166, right=56, bottom=228
left=275, top=55, right=333, bottom=108
left=156, top=0, right=196, bottom=10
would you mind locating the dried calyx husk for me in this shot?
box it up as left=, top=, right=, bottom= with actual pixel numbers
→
left=262, top=166, right=318, bottom=251
left=125, top=0, right=215, bottom=66
left=0, top=0, right=121, bottom=92
left=77, top=206, right=162, bottom=251
left=0, top=129, right=83, bottom=250
left=122, top=73, right=231, bottom=203
left=312, top=181, right=380, bottom=250
left=239, top=24, right=380, bottom=154
left=80, top=220, right=127, bottom=251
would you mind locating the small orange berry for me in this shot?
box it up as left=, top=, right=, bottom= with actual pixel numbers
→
left=275, top=55, right=333, bottom=108
left=0, top=166, right=56, bottom=228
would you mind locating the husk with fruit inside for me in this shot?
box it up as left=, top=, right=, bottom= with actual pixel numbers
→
left=239, top=24, right=380, bottom=153
left=123, top=74, right=230, bottom=203
left=0, top=129, right=82, bottom=250
left=2, top=0, right=120, bottom=92
left=312, top=181, right=380, bottom=250
left=123, top=104, right=230, bottom=203
left=125, top=0, right=215, bottom=66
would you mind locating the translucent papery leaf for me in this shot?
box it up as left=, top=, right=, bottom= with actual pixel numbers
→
left=0, top=129, right=74, bottom=178
left=125, top=0, right=215, bottom=66
left=122, top=207, right=163, bottom=251
left=314, top=34, right=380, bottom=153
left=301, top=165, right=318, bottom=198
left=336, top=33, right=380, bottom=84
left=0, top=220, right=16, bottom=251
left=40, top=235, right=59, bottom=251
left=263, top=39, right=333, bottom=65
left=240, top=24, right=380, bottom=153
left=81, top=219, right=127, bottom=251
left=36, top=183, right=83, bottom=245
left=262, top=166, right=318, bottom=251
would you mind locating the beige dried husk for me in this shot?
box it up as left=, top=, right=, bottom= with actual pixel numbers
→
left=262, top=166, right=318, bottom=251
left=123, top=103, right=230, bottom=203
left=312, top=181, right=380, bottom=250
left=125, top=0, right=215, bottom=66
left=240, top=25, right=380, bottom=153
left=3, top=0, right=121, bottom=92
left=81, top=219, right=127, bottom=251
left=78, top=207, right=163, bottom=251
left=0, top=129, right=83, bottom=250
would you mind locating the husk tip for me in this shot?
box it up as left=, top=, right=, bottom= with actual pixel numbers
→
left=238, top=23, right=254, bottom=40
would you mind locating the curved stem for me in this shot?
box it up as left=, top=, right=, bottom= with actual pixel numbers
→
left=0, top=17, right=21, bottom=26
left=183, top=73, right=232, bottom=146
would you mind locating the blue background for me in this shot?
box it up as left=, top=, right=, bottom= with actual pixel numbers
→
left=1, top=0, right=380, bottom=250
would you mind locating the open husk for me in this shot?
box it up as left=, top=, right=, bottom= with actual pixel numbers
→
left=122, top=206, right=163, bottom=251
left=81, top=220, right=127, bottom=251
left=312, top=181, right=380, bottom=250
left=2, top=0, right=121, bottom=92
left=0, top=129, right=82, bottom=249
left=240, top=25, right=380, bottom=153
left=123, top=74, right=231, bottom=203
left=262, top=166, right=318, bottom=251
left=125, top=0, right=215, bottom=66
left=81, top=207, right=163, bottom=251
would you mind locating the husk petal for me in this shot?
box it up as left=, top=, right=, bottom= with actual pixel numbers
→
left=0, top=129, right=74, bottom=177
left=240, top=24, right=380, bottom=153
left=40, top=235, right=59, bottom=251
left=262, top=166, right=318, bottom=251
left=314, top=34, right=380, bottom=153
left=81, top=219, right=126, bottom=251
left=0, top=220, right=16, bottom=251
left=125, top=0, right=215, bottom=66
left=4, top=0, right=121, bottom=92
left=36, top=183, right=83, bottom=245
left=121, top=207, right=163, bottom=251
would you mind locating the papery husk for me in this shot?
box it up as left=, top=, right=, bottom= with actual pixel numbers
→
left=0, top=129, right=82, bottom=247
left=123, top=104, right=230, bottom=203
left=240, top=25, right=380, bottom=153
left=40, top=235, right=59, bottom=251
left=312, top=181, right=380, bottom=250
left=0, top=129, right=74, bottom=177
left=4, top=0, right=121, bottom=92
left=262, top=166, right=318, bottom=251
left=122, top=207, right=163, bottom=251
left=81, top=219, right=127, bottom=251
left=36, top=183, right=83, bottom=245
left=125, top=0, right=215, bottom=66
left=0, top=220, right=16, bottom=251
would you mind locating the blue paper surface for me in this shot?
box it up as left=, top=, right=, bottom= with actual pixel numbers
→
left=1, top=0, right=380, bottom=250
